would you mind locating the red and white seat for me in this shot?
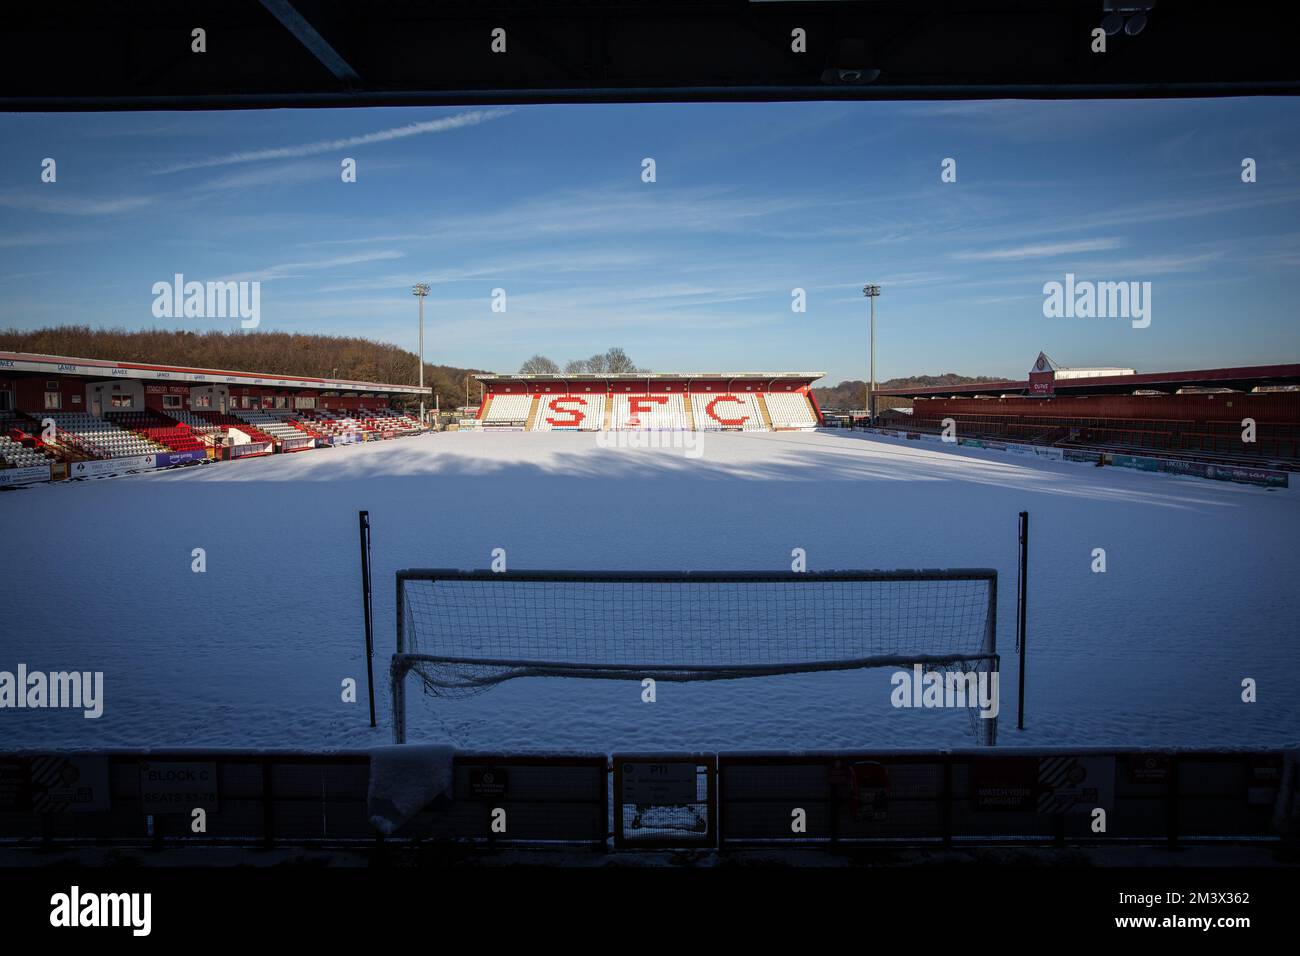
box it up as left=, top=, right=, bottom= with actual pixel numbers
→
left=532, top=394, right=606, bottom=431
left=482, top=394, right=533, bottom=426
left=611, top=394, right=688, bottom=430
left=691, top=392, right=764, bottom=431
left=763, top=392, right=818, bottom=430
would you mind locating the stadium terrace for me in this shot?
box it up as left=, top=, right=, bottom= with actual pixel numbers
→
left=0, top=350, right=427, bottom=486
left=868, top=352, right=1300, bottom=471
left=472, top=371, right=825, bottom=432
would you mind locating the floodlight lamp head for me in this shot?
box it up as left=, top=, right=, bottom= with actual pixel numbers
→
left=412, top=283, right=431, bottom=297
left=863, top=284, right=881, bottom=297
left=1102, top=1, right=1153, bottom=35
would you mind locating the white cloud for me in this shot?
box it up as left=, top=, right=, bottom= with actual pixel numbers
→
left=0, top=192, right=155, bottom=216
left=153, top=110, right=511, bottom=174
left=216, top=250, right=406, bottom=282
left=953, top=238, right=1124, bottom=261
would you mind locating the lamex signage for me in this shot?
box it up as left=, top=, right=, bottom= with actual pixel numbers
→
left=56, top=364, right=79, bottom=373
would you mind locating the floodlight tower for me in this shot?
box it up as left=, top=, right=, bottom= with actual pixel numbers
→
left=863, top=283, right=881, bottom=424
left=412, top=283, right=430, bottom=426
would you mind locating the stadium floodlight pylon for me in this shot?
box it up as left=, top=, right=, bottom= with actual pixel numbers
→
left=391, top=568, right=999, bottom=747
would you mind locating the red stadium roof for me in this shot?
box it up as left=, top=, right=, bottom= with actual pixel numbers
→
left=0, top=350, right=428, bottom=395
left=478, top=371, right=824, bottom=382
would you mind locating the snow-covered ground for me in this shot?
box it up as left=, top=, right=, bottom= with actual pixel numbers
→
left=2, top=429, right=1296, bottom=752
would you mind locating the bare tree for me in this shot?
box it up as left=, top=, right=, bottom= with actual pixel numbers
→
left=564, top=359, right=589, bottom=374
left=519, top=354, right=560, bottom=374
left=604, top=347, right=637, bottom=373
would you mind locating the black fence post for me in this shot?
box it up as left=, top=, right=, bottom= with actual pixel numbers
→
left=359, top=510, right=376, bottom=728
left=1016, top=510, right=1029, bottom=731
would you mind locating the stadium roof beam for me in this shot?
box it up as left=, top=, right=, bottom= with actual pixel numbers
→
left=257, top=0, right=362, bottom=87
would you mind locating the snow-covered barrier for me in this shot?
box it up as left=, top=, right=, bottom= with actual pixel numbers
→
left=68, top=449, right=209, bottom=479
left=0, top=749, right=1290, bottom=850
left=367, top=744, right=454, bottom=835
left=0, top=463, right=53, bottom=487
left=716, top=749, right=1298, bottom=846
left=222, top=428, right=273, bottom=459
left=861, top=427, right=1289, bottom=488
left=1059, top=448, right=1289, bottom=487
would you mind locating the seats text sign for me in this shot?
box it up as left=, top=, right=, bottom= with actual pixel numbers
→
left=139, top=762, right=219, bottom=813
left=621, top=762, right=696, bottom=804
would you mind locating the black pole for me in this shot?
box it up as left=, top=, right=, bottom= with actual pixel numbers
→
left=1016, top=510, right=1028, bottom=731
left=359, top=510, right=377, bottom=727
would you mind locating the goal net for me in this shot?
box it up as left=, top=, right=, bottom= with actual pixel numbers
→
left=391, top=569, right=999, bottom=746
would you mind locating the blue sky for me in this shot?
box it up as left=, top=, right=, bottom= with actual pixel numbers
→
left=1, top=98, right=1297, bottom=383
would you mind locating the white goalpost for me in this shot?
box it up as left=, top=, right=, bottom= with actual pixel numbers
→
left=390, top=568, right=1000, bottom=747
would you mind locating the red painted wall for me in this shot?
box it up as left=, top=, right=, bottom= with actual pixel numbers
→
left=12, top=376, right=87, bottom=413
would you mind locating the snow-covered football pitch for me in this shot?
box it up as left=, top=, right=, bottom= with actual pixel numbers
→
left=3, top=428, right=1296, bottom=752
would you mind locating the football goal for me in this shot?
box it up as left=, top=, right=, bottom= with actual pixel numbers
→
left=390, top=568, right=1000, bottom=747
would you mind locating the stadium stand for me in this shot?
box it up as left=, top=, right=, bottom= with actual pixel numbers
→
left=0, top=352, right=436, bottom=483
left=872, top=356, right=1300, bottom=469
left=906, top=405, right=1300, bottom=464
left=477, top=373, right=826, bottom=433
